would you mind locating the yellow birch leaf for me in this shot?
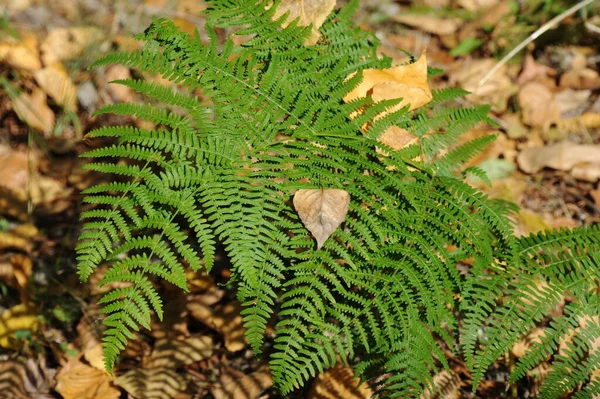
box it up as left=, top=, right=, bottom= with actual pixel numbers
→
left=293, top=188, right=350, bottom=249
left=343, top=51, right=432, bottom=113
left=271, top=0, right=336, bottom=46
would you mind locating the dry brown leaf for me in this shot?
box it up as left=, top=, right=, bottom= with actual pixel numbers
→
left=294, top=188, right=350, bottom=249
left=344, top=51, right=432, bottom=114
left=421, top=370, right=460, bottom=399
left=377, top=126, right=419, bottom=154
left=517, top=54, right=557, bottom=86
left=212, top=366, right=273, bottom=399
left=560, top=68, right=600, bottom=90
left=518, top=82, right=560, bottom=129
left=450, top=58, right=515, bottom=113
left=457, top=0, right=499, bottom=10
left=33, top=64, right=77, bottom=112
left=0, top=35, right=41, bottom=71
left=105, top=65, right=134, bottom=103
left=40, top=27, right=103, bottom=65
left=188, top=298, right=245, bottom=352
left=554, top=88, right=591, bottom=117
left=148, top=336, right=213, bottom=368
left=271, top=0, right=336, bottom=46
left=0, top=145, right=72, bottom=217
left=517, top=141, right=600, bottom=175
left=308, top=363, right=371, bottom=399
left=83, top=344, right=106, bottom=372
left=55, top=357, right=119, bottom=399
left=11, top=88, right=55, bottom=134
left=115, top=367, right=188, bottom=399
left=392, top=14, right=462, bottom=36
left=0, top=303, right=39, bottom=349
left=0, top=358, right=55, bottom=399
left=511, top=328, right=546, bottom=358
left=0, top=225, right=37, bottom=252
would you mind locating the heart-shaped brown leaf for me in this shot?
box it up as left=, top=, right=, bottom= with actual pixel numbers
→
left=293, top=188, right=350, bottom=249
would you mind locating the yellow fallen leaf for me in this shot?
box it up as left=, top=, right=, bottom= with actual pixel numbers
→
left=33, top=64, right=77, bottom=112
left=271, top=0, right=336, bottom=46
left=11, top=88, right=55, bottom=134
left=343, top=51, right=432, bottom=114
left=294, top=188, right=350, bottom=249
left=40, top=27, right=103, bottom=65
left=55, top=357, right=120, bottom=399
left=0, top=304, right=39, bottom=348
left=0, top=35, right=41, bottom=71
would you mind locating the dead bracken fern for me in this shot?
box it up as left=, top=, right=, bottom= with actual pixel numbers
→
left=76, top=0, right=600, bottom=397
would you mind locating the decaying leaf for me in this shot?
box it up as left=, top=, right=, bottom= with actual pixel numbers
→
left=421, top=370, right=461, bottom=399
left=271, top=0, right=336, bottom=45
left=344, top=51, right=433, bottom=114
left=115, top=367, right=188, bottom=399
left=450, top=58, right=516, bottom=112
left=0, top=303, right=39, bottom=348
left=518, top=81, right=560, bottom=129
left=517, top=141, right=600, bottom=177
left=55, top=357, right=120, bottom=399
left=11, top=88, right=55, bottom=134
left=294, top=188, right=350, bottom=249
left=148, top=336, right=213, bottom=368
left=512, top=328, right=546, bottom=358
left=40, top=27, right=103, bottom=65
left=0, top=35, right=41, bottom=71
left=0, top=145, right=73, bottom=217
left=105, top=65, right=135, bottom=103
left=393, top=14, right=462, bottom=36
left=188, top=299, right=245, bottom=352
left=0, top=358, right=55, bottom=399
left=0, top=225, right=37, bottom=252
left=33, top=64, right=78, bottom=112
left=212, top=366, right=273, bottom=399
left=377, top=126, right=419, bottom=154
left=308, top=363, right=372, bottom=399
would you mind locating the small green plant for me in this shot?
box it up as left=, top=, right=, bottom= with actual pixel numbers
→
left=77, top=1, right=600, bottom=397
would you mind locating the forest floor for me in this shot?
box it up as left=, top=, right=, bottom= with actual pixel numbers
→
left=0, top=0, right=599, bottom=398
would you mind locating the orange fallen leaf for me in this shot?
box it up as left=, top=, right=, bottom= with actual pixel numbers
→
left=294, top=188, right=350, bottom=249
left=271, top=0, right=336, bottom=46
left=377, top=126, right=419, bottom=154
left=344, top=51, right=432, bottom=114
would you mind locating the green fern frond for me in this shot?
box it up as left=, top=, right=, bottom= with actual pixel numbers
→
left=77, top=0, right=600, bottom=396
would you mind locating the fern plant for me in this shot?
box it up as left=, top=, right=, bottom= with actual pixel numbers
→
left=77, top=0, right=600, bottom=397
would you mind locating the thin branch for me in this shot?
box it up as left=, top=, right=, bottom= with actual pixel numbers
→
left=479, top=0, right=597, bottom=87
